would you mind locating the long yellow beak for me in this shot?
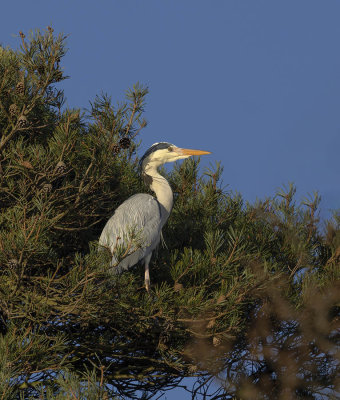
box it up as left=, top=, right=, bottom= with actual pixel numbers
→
left=177, top=147, right=211, bottom=156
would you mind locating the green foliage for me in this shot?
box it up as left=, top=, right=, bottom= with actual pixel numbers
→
left=0, top=29, right=339, bottom=399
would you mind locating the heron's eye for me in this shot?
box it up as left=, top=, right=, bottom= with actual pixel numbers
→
left=168, top=146, right=173, bottom=152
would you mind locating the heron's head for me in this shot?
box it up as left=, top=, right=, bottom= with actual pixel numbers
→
left=139, top=142, right=211, bottom=172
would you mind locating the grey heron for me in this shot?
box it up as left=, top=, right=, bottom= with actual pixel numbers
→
left=99, top=142, right=211, bottom=291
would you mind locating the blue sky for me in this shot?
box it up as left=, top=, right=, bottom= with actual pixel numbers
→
left=1, top=1, right=339, bottom=395
left=2, top=1, right=339, bottom=222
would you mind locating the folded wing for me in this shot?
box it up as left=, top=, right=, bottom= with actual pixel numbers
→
left=99, top=193, right=162, bottom=273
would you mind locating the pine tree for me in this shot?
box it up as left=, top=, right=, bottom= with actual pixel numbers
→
left=0, top=28, right=339, bottom=399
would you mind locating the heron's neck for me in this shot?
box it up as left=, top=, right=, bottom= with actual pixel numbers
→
left=144, top=166, right=173, bottom=220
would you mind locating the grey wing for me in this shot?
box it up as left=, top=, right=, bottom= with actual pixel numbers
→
left=99, top=193, right=162, bottom=273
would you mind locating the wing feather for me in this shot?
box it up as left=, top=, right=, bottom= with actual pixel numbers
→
left=99, top=193, right=162, bottom=272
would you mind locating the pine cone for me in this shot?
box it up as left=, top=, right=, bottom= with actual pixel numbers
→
left=16, top=81, right=25, bottom=95
left=207, top=319, right=216, bottom=329
left=119, top=137, right=131, bottom=149
left=17, top=116, right=28, bottom=128
left=9, top=104, right=19, bottom=117
left=112, top=144, right=121, bottom=154
left=21, top=161, right=33, bottom=169
left=41, top=183, right=52, bottom=193
left=213, top=336, right=221, bottom=347
left=174, top=282, right=183, bottom=292
left=55, top=160, right=66, bottom=175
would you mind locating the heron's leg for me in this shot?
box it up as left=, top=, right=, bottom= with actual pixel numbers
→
left=144, top=253, right=152, bottom=292
left=145, top=263, right=150, bottom=292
